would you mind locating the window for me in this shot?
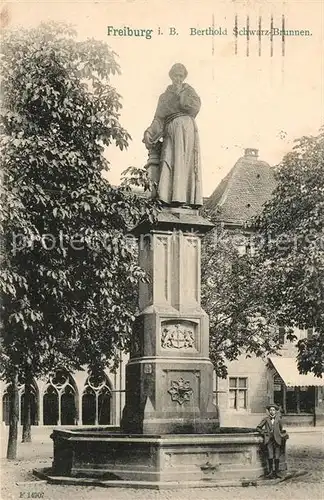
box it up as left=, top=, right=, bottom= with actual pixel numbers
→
left=43, top=370, right=77, bottom=425
left=299, top=387, right=315, bottom=413
left=20, top=388, right=38, bottom=425
left=43, top=386, right=59, bottom=425
left=3, top=382, right=38, bottom=426
left=286, top=386, right=315, bottom=414
left=297, top=325, right=314, bottom=340
left=273, top=375, right=283, bottom=410
left=82, top=372, right=111, bottom=425
left=229, top=377, right=248, bottom=410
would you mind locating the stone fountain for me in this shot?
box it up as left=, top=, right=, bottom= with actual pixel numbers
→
left=35, top=65, right=286, bottom=488
left=43, top=205, right=270, bottom=488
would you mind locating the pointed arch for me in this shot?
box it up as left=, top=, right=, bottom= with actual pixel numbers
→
left=2, top=378, right=39, bottom=426
left=43, top=384, right=59, bottom=425
left=82, top=372, right=112, bottom=425
left=20, top=377, right=39, bottom=425
left=43, top=369, right=78, bottom=425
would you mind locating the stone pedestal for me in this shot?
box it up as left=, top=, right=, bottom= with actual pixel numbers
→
left=121, top=208, right=219, bottom=434
left=43, top=209, right=289, bottom=489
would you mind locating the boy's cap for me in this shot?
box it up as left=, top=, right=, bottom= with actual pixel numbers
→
left=266, top=403, right=280, bottom=411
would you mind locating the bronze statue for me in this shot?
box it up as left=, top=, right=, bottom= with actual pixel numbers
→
left=143, top=63, right=203, bottom=208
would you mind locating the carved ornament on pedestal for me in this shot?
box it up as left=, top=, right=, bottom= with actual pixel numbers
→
left=161, top=322, right=196, bottom=350
left=168, top=377, right=193, bottom=405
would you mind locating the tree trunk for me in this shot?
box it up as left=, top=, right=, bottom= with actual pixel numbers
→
left=22, top=369, right=32, bottom=443
left=6, top=372, right=19, bottom=460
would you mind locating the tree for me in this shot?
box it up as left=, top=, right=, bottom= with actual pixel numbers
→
left=201, top=217, right=286, bottom=379
left=0, top=22, right=156, bottom=456
left=255, top=130, right=324, bottom=377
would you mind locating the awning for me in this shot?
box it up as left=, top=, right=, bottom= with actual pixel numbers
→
left=268, top=357, right=324, bottom=387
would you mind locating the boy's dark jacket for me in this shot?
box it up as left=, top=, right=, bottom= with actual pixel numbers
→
left=256, top=415, right=289, bottom=445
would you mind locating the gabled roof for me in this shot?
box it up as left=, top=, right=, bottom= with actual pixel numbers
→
left=205, top=148, right=277, bottom=225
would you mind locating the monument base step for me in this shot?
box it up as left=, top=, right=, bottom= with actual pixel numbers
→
left=33, top=467, right=306, bottom=489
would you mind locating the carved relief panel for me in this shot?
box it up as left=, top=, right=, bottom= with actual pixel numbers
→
left=162, top=369, right=201, bottom=410
left=160, top=320, right=198, bottom=351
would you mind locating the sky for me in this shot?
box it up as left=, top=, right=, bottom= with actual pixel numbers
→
left=4, top=0, right=324, bottom=196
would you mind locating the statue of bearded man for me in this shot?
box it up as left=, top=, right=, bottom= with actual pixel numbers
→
left=143, top=63, right=203, bottom=208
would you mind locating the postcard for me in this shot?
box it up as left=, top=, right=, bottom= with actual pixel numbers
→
left=1, top=0, right=323, bottom=498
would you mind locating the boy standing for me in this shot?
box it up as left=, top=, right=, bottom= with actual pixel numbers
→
left=256, top=403, right=289, bottom=478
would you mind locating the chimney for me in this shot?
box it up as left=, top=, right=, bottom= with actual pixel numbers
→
left=244, top=148, right=259, bottom=158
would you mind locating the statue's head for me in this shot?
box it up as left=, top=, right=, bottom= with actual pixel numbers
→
left=169, top=63, right=188, bottom=86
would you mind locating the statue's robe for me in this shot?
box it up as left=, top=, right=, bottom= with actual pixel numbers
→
left=145, top=83, right=203, bottom=207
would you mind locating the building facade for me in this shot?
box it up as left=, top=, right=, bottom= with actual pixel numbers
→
left=1, top=358, right=127, bottom=428
left=216, top=329, right=324, bottom=428
left=207, top=148, right=324, bottom=427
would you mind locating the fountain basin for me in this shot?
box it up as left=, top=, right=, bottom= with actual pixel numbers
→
left=40, top=427, right=287, bottom=487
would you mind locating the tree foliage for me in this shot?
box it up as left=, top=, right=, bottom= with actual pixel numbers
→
left=255, top=130, right=324, bottom=377
left=201, top=217, right=285, bottom=379
left=0, top=22, right=157, bottom=389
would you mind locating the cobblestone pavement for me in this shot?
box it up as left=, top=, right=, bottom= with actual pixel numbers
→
left=1, top=430, right=323, bottom=500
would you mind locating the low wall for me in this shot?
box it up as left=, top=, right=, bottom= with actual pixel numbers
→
left=221, top=412, right=319, bottom=428
left=282, top=414, right=315, bottom=427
